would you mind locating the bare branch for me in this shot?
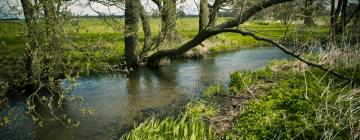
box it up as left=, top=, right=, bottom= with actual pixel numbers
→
left=216, top=28, right=357, bottom=82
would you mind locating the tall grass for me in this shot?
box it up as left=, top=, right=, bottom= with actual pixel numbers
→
left=121, top=101, right=216, bottom=140
left=226, top=53, right=360, bottom=139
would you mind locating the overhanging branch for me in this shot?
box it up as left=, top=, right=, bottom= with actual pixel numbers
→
left=218, top=28, right=357, bottom=82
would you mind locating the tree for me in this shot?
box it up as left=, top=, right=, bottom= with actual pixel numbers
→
left=273, top=2, right=299, bottom=25
left=20, top=0, right=64, bottom=89
left=124, top=0, right=140, bottom=67
left=199, top=0, right=209, bottom=31
left=15, top=0, right=81, bottom=127
left=146, top=0, right=295, bottom=66
left=152, top=0, right=179, bottom=41
left=330, top=0, right=360, bottom=36
left=303, top=0, right=316, bottom=26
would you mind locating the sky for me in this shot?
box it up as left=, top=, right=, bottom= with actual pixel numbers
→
left=0, top=0, right=199, bottom=19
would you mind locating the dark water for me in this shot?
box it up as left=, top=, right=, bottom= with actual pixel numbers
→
left=0, top=47, right=289, bottom=140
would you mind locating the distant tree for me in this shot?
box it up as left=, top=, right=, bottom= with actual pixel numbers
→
left=177, top=9, right=186, bottom=18
left=330, top=0, right=360, bottom=37
left=303, top=0, right=316, bottom=26
left=274, top=2, right=298, bottom=25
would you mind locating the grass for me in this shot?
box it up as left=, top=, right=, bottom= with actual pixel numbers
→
left=0, top=18, right=329, bottom=74
left=121, top=101, right=216, bottom=140
left=124, top=54, right=360, bottom=139
left=225, top=59, right=360, bottom=139
left=202, top=83, right=226, bottom=99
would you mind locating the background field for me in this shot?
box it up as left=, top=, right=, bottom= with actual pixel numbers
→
left=0, top=17, right=328, bottom=73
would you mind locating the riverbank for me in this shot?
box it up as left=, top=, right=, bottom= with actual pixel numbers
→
left=0, top=47, right=291, bottom=139
left=121, top=58, right=360, bottom=139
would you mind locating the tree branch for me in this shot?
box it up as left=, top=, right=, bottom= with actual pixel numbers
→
left=217, top=28, right=356, bottom=81
left=216, top=0, right=293, bottom=29
left=146, top=0, right=294, bottom=66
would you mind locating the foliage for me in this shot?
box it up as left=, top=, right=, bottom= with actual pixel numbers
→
left=0, top=19, right=329, bottom=73
left=122, top=101, right=216, bottom=140
left=227, top=61, right=360, bottom=139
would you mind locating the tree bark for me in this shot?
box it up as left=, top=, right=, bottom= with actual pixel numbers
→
left=161, top=0, right=178, bottom=41
left=199, top=0, right=209, bottom=31
left=125, top=0, right=139, bottom=67
left=20, top=0, right=36, bottom=86
left=339, top=0, right=348, bottom=33
left=330, top=0, right=335, bottom=35
left=139, top=1, right=152, bottom=58
left=332, top=0, right=344, bottom=35
left=303, top=0, right=315, bottom=26
left=208, top=0, right=224, bottom=27
left=353, top=8, right=360, bottom=33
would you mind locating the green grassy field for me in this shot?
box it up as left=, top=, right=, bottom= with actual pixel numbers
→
left=0, top=18, right=329, bottom=73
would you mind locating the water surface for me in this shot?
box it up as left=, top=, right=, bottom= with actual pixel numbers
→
left=0, top=47, right=289, bottom=140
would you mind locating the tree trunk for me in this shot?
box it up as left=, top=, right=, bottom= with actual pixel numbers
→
left=303, top=0, right=315, bottom=26
left=125, top=0, right=139, bottom=67
left=338, top=0, right=348, bottom=33
left=20, top=0, right=36, bottom=88
left=208, top=0, right=224, bottom=27
left=139, top=1, right=152, bottom=58
left=353, top=11, right=360, bottom=33
left=161, top=0, right=178, bottom=41
left=199, top=0, right=209, bottom=31
left=147, top=0, right=294, bottom=66
left=330, top=0, right=335, bottom=35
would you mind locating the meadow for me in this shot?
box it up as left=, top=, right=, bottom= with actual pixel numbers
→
left=0, top=17, right=328, bottom=74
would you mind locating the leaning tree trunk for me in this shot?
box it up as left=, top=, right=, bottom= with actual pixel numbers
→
left=124, top=0, right=139, bottom=67
left=161, top=0, right=178, bottom=41
left=303, top=0, right=315, bottom=26
left=147, top=0, right=294, bottom=67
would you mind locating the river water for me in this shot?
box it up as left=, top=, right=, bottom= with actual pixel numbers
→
left=0, top=47, right=289, bottom=140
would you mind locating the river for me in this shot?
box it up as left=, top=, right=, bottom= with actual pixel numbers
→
left=0, top=47, right=290, bottom=140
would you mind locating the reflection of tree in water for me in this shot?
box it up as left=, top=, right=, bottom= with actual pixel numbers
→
left=199, top=58, right=217, bottom=86
left=125, top=66, right=183, bottom=122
